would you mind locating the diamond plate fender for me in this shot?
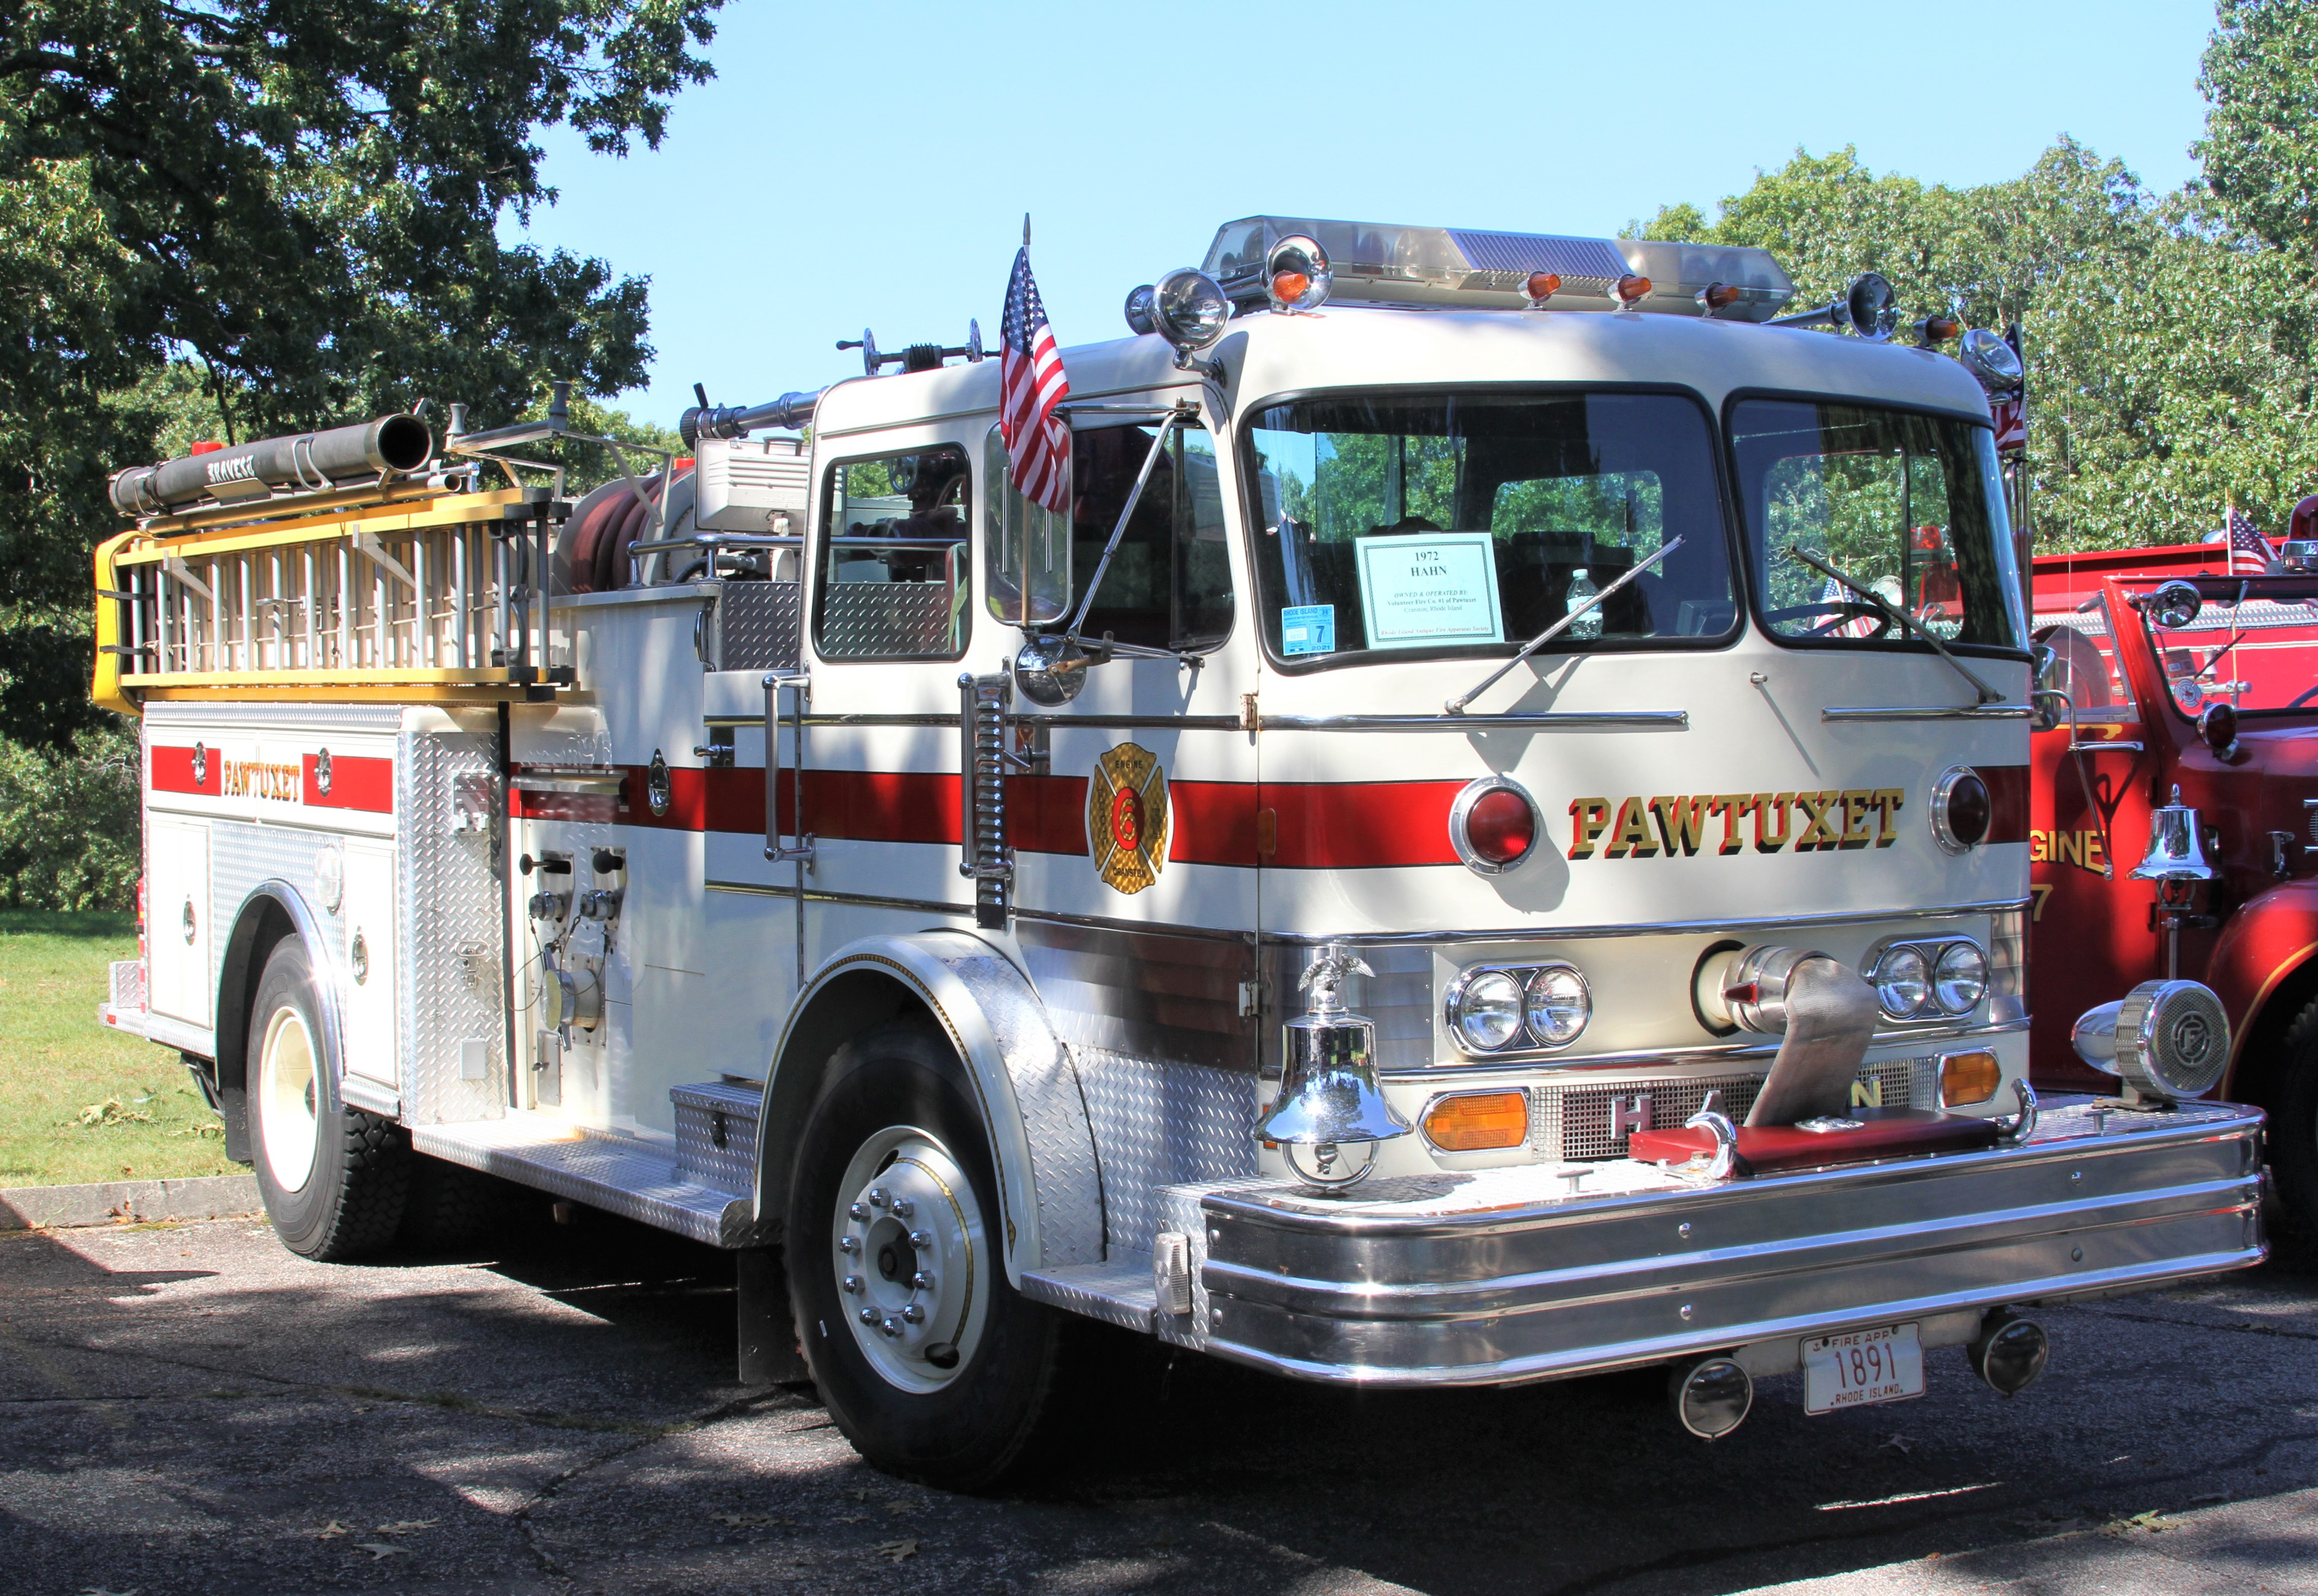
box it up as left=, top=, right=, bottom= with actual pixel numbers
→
left=756, top=930, right=1104, bottom=1285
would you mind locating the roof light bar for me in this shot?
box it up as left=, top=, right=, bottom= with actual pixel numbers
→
left=1202, top=217, right=1794, bottom=319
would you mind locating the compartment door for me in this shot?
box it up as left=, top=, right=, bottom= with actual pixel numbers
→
left=341, top=841, right=399, bottom=1088
left=146, top=816, right=212, bottom=1025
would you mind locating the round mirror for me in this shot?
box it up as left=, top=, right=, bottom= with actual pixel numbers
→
left=1960, top=327, right=2024, bottom=390
left=1151, top=269, right=1231, bottom=355
left=1843, top=273, right=1900, bottom=342
left=1265, top=235, right=1333, bottom=313
left=2146, top=579, right=2203, bottom=630
left=1123, top=284, right=1156, bottom=337
left=1013, top=635, right=1087, bottom=706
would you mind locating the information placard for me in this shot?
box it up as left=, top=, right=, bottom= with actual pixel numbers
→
left=1354, top=533, right=1504, bottom=650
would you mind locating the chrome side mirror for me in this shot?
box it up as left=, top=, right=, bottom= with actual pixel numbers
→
left=2028, top=643, right=2065, bottom=733
left=2139, top=580, right=2203, bottom=630
left=1013, top=634, right=1092, bottom=706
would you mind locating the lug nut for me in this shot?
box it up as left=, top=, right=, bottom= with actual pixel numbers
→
left=838, top=1236, right=860, bottom=1254
left=868, top=1188, right=889, bottom=1209
left=902, top=1304, right=925, bottom=1324
left=910, top=1272, right=933, bottom=1290
left=848, top=1202, right=869, bottom=1221
left=858, top=1307, right=876, bottom=1325
left=843, top=1275, right=863, bottom=1294
left=890, top=1197, right=914, bottom=1218
left=880, top=1315, right=903, bottom=1338
left=907, top=1230, right=933, bottom=1249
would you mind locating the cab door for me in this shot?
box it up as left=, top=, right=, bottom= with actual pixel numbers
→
left=988, top=394, right=1265, bottom=1250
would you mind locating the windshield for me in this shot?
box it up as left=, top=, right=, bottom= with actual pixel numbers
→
left=1729, top=400, right=2025, bottom=654
left=1242, top=392, right=1737, bottom=667
left=2138, top=579, right=2318, bottom=716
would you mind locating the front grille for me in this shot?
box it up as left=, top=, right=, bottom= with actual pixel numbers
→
left=1538, top=1057, right=1932, bottom=1162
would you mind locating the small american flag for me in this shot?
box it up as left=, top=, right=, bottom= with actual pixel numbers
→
left=1820, top=575, right=1877, bottom=637
left=1990, top=396, right=2026, bottom=453
left=999, top=245, right=1071, bottom=514
left=2226, top=505, right=2276, bottom=575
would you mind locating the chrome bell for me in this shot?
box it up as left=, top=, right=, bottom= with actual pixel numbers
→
left=1254, top=942, right=1412, bottom=1190
left=2131, top=786, right=2218, bottom=886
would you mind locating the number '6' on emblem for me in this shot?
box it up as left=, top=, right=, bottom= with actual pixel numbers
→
left=1088, top=742, right=1170, bottom=895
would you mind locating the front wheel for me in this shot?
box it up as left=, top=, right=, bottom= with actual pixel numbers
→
left=786, top=1020, right=1067, bottom=1489
left=247, top=938, right=409, bottom=1259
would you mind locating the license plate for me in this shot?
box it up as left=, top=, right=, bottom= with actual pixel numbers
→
left=1802, top=1322, right=1924, bottom=1414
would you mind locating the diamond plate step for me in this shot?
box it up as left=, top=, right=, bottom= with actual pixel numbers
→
left=1019, top=1255, right=1159, bottom=1331
left=412, top=1113, right=767, bottom=1249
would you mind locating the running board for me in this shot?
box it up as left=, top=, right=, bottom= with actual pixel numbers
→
left=411, top=1115, right=769, bottom=1249
left=1020, top=1255, right=1158, bottom=1331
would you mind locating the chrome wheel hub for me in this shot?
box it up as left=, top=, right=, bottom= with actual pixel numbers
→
left=832, top=1125, right=986, bottom=1392
left=256, top=1004, right=320, bottom=1192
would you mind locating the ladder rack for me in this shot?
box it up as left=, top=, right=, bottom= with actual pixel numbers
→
left=94, top=484, right=573, bottom=710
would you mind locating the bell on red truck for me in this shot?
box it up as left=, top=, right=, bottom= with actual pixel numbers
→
left=2030, top=543, right=2318, bottom=1223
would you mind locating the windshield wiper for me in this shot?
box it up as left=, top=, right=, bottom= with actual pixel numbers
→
left=1787, top=543, right=2005, bottom=706
left=1447, top=538, right=1682, bottom=715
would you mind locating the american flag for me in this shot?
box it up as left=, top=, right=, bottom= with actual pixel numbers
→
left=1820, top=575, right=1878, bottom=637
left=1990, top=396, right=2026, bottom=453
left=2226, top=505, right=2277, bottom=575
left=999, top=245, right=1071, bottom=514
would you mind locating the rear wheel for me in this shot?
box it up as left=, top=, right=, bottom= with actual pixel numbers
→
left=786, top=1020, right=1067, bottom=1489
left=2272, top=996, right=2318, bottom=1235
left=248, top=939, right=408, bottom=1259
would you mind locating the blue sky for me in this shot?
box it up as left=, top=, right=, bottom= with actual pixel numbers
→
left=511, top=1, right=2222, bottom=431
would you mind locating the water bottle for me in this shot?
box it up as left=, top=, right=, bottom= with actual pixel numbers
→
left=1568, top=567, right=1602, bottom=639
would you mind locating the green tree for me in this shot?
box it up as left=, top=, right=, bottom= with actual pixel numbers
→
left=0, top=0, right=723, bottom=746
left=1629, top=135, right=2318, bottom=551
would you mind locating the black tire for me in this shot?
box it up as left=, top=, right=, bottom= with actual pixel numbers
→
left=247, top=938, right=408, bottom=1260
left=786, top=1020, right=1068, bottom=1490
left=2271, top=996, right=2318, bottom=1235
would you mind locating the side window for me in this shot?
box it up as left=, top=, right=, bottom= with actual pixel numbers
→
left=813, top=444, right=971, bottom=660
left=1068, top=421, right=1233, bottom=650
left=984, top=427, right=1071, bottom=626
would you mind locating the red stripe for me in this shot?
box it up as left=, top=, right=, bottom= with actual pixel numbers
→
left=151, top=744, right=207, bottom=795
left=1265, top=781, right=1467, bottom=869
left=303, top=753, right=394, bottom=813
left=147, top=744, right=391, bottom=812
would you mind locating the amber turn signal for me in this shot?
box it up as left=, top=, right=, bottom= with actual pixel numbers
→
left=1525, top=271, right=1562, bottom=303
left=1940, top=1050, right=2002, bottom=1108
left=1272, top=270, right=1311, bottom=305
left=1613, top=273, right=1652, bottom=305
left=1422, top=1090, right=1529, bottom=1152
left=1697, top=281, right=1742, bottom=311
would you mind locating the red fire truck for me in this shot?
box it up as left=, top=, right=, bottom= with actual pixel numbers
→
left=2028, top=525, right=2318, bottom=1227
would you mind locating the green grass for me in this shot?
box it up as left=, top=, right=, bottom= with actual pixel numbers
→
left=0, top=910, right=234, bottom=1187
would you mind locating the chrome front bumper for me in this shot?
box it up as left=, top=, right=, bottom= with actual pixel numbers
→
left=1189, top=1097, right=2263, bottom=1386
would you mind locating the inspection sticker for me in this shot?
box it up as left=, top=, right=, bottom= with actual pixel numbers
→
left=1281, top=604, right=1335, bottom=656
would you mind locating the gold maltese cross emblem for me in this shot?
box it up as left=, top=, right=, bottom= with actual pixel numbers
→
left=1088, top=742, right=1170, bottom=895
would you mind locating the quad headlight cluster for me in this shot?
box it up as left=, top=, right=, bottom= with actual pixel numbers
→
left=1870, top=938, right=1988, bottom=1021
left=1445, top=962, right=1591, bottom=1054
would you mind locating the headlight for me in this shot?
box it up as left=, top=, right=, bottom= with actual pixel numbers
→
left=1152, top=268, right=1231, bottom=354
left=1450, top=970, right=1525, bottom=1052
left=1524, top=964, right=1591, bottom=1048
left=1934, top=941, right=1989, bottom=1015
left=1874, top=945, right=1931, bottom=1019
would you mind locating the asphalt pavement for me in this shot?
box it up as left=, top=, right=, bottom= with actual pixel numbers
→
left=5, top=1203, right=2317, bottom=1595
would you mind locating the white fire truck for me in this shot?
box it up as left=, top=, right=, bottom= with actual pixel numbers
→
left=94, top=217, right=2264, bottom=1486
